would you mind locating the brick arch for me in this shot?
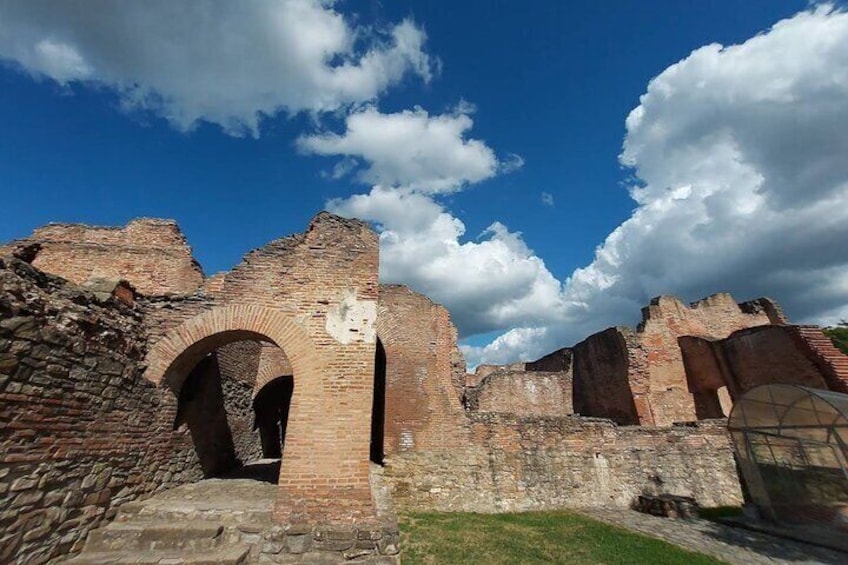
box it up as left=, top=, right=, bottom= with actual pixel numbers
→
left=144, top=304, right=326, bottom=392
left=252, top=344, right=294, bottom=399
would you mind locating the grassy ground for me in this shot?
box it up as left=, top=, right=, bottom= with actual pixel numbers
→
left=400, top=510, right=726, bottom=565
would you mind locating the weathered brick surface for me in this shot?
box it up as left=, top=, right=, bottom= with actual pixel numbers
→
left=376, top=285, right=471, bottom=454
left=790, top=325, right=848, bottom=393
left=1, top=218, right=204, bottom=296
left=384, top=417, right=742, bottom=513
left=680, top=325, right=833, bottom=404
left=465, top=370, right=573, bottom=416
left=141, top=213, right=381, bottom=525
left=573, top=294, right=777, bottom=426
left=0, top=258, right=202, bottom=564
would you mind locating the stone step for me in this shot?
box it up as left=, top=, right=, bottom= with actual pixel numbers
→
left=117, top=508, right=273, bottom=526
left=63, top=545, right=250, bottom=565
left=84, top=520, right=225, bottom=552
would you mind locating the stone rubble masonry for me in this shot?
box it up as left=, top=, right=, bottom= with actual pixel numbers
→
left=384, top=417, right=743, bottom=513
left=0, top=218, right=205, bottom=297
left=0, top=257, right=203, bottom=564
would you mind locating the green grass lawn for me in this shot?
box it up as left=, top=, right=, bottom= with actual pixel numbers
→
left=400, top=510, right=726, bottom=565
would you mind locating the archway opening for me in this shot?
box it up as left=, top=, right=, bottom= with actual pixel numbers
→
left=253, top=375, right=294, bottom=459
left=370, top=338, right=387, bottom=465
left=171, top=337, right=296, bottom=483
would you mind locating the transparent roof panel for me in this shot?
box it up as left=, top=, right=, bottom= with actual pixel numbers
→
left=729, top=384, right=848, bottom=441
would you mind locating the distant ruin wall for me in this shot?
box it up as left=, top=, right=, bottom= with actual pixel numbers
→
left=680, top=325, right=833, bottom=401
left=633, top=294, right=774, bottom=426
left=384, top=416, right=742, bottom=513
left=0, top=258, right=203, bottom=564
left=572, top=328, right=639, bottom=425
left=525, top=347, right=572, bottom=372
left=571, top=294, right=778, bottom=426
left=0, top=219, right=204, bottom=296
left=465, top=370, right=573, bottom=417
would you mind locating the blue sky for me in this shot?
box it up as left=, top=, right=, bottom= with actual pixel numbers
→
left=1, top=1, right=847, bottom=367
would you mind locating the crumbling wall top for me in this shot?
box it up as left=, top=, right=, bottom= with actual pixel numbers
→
left=2, top=217, right=204, bottom=296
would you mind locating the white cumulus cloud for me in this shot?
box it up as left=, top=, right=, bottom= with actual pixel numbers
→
left=299, top=105, right=501, bottom=193
left=328, top=187, right=568, bottom=337
left=0, top=0, right=435, bottom=135
left=465, top=5, right=848, bottom=367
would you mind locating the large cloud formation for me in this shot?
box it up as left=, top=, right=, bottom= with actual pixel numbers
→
left=465, top=5, right=848, bottom=367
left=307, top=105, right=559, bottom=338
left=0, top=0, right=434, bottom=135
left=299, top=105, right=499, bottom=194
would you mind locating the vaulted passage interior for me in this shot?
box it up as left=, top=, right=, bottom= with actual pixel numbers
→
left=172, top=338, right=295, bottom=483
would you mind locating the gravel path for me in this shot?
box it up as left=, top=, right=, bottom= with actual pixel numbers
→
left=578, top=508, right=847, bottom=565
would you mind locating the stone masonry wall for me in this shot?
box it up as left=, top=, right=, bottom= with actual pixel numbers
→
left=1, top=218, right=204, bottom=296
left=384, top=416, right=742, bottom=513
left=0, top=258, right=203, bottom=564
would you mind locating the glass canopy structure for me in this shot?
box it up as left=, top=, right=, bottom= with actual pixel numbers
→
left=729, top=384, right=848, bottom=525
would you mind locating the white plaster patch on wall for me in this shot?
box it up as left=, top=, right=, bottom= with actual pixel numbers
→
left=400, top=430, right=415, bottom=450
left=325, top=290, right=377, bottom=344
left=524, top=379, right=538, bottom=402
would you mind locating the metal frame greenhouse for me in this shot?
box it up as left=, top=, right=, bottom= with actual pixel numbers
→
left=728, top=384, right=848, bottom=526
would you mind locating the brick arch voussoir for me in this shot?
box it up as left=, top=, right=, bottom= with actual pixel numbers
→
left=252, top=348, right=294, bottom=399
left=144, top=304, right=326, bottom=390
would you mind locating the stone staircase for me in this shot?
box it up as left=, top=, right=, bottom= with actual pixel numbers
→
left=61, top=463, right=400, bottom=564
left=63, top=509, right=250, bottom=565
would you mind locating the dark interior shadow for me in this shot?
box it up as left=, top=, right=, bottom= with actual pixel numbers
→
left=252, top=376, right=294, bottom=459
left=173, top=354, right=239, bottom=477
left=221, top=459, right=282, bottom=484
left=370, top=339, right=386, bottom=465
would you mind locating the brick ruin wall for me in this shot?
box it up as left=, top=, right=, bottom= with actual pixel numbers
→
left=0, top=258, right=205, bottom=564
left=2, top=213, right=384, bottom=562
left=377, top=287, right=744, bottom=515
left=572, top=328, right=640, bottom=425
left=464, top=348, right=573, bottom=417
left=679, top=324, right=848, bottom=416
left=6, top=213, right=847, bottom=562
left=376, top=285, right=471, bottom=454
left=0, top=218, right=205, bottom=296
left=570, top=294, right=786, bottom=426
left=139, top=212, right=382, bottom=525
